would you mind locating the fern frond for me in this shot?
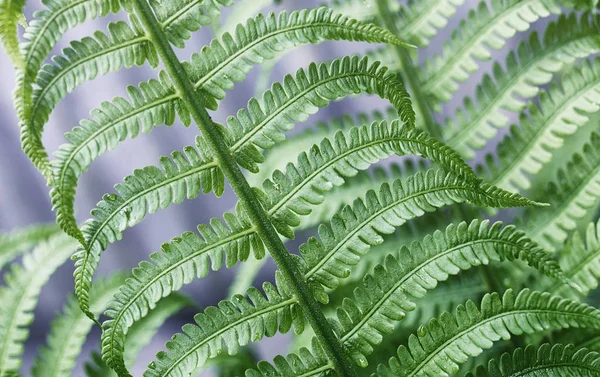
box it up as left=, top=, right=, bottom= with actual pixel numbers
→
left=375, top=289, right=600, bottom=377
left=420, top=0, right=561, bottom=104
left=31, top=273, right=126, bottom=377
left=444, top=13, right=600, bottom=159
left=526, top=132, right=600, bottom=250
left=0, top=0, right=25, bottom=67
left=71, top=58, right=414, bottom=318
left=300, top=172, right=547, bottom=298
left=0, top=233, right=76, bottom=376
left=51, top=32, right=412, bottom=243
left=0, top=223, right=60, bottom=269
left=466, top=343, right=600, bottom=377
left=98, top=119, right=487, bottom=373
left=330, top=220, right=565, bottom=365
left=143, top=275, right=302, bottom=377
left=483, top=58, right=600, bottom=193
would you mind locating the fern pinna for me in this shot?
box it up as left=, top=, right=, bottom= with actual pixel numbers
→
left=2, top=0, right=600, bottom=376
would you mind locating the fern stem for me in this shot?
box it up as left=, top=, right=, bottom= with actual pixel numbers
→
left=128, top=1, right=358, bottom=376
left=374, top=0, right=439, bottom=139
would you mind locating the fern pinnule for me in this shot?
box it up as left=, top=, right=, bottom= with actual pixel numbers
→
left=484, top=58, right=600, bottom=193
left=375, top=289, right=600, bottom=377
left=444, top=13, right=600, bottom=160
left=466, top=343, right=600, bottom=377
left=0, top=233, right=76, bottom=375
left=525, top=132, right=600, bottom=250
left=419, top=0, right=561, bottom=105
left=329, top=220, right=566, bottom=365
left=31, top=273, right=126, bottom=377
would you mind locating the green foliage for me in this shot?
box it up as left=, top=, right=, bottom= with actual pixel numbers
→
left=0, top=233, right=76, bottom=376
left=466, top=343, right=600, bottom=377
left=4, top=0, right=600, bottom=377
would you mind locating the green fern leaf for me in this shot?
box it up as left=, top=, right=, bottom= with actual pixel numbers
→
left=31, top=273, right=126, bottom=377
left=0, top=233, right=76, bottom=376
left=542, top=219, right=600, bottom=297
left=0, top=223, right=60, bottom=270
left=525, top=132, right=600, bottom=250
left=483, top=58, right=600, bottom=193
left=151, top=0, right=232, bottom=48
left=443, top=13, right=600, bottom=159
left=328, top=220, right=565, bottom=365
left=300, top=172, right=546, bottom=298
left=249, top=108, right=397, bottom=187
left=375, top=289, right=600, bottom=377
left=419, top=0, right=561, bottom=104
left=98, top=119, right=483, bottom=374
left=245, top=338, right=331, bottom=377
left=466, top=343, right=600, bottom=377
left=396, top=0, right=464, bottom=47
left=50, top=14, right=413, bottom=242
left=25, top=15, right=158, bottom=158
left=14, top=0, right=123, bottom=177
left=143, top=275, right=301, bottom=377
left=0, top=0, right=25, bottom=67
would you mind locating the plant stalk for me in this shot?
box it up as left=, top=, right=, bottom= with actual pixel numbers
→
left=129, top=0, right=358, bottom=375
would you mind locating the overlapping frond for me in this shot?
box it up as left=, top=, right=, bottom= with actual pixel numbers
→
left=466, top=344, right=600, bottom=377
left=329, top=220, right=566, bottom=365
left=0, top=233, right=76, bottom=376
left=525, top=132, right=600, bottom=250
left=31, top=273, right=126, bottom=377
left=419, top=0, right=561, bottom=104
left=143, top=276, right=302, bottom=377
left=482, top=58, right=600, bottom=193
left=0, top=223, right=60, bottom=269
left=443, top=13, right=600, bottom=159
left=375, top=289, right=600, bottom=377
left=300, top=172, right=546, bottom=298
left=0, top=0, right=25, bottom=67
